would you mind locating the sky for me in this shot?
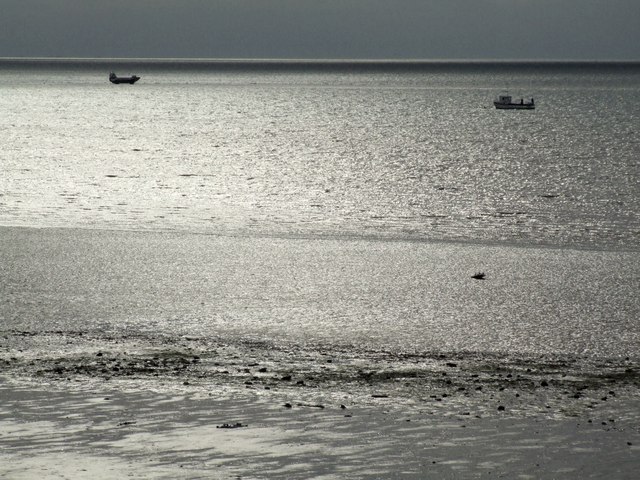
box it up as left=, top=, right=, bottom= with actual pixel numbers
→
left=1, top=0, right=639, bottom=60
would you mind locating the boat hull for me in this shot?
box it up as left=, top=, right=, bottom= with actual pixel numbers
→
left=494, top=102, right=535, bottom=110
left=109, top=74, right=140, bottom=85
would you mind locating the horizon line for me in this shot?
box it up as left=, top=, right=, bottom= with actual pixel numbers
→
left=2, top=56, right=640, bottom=64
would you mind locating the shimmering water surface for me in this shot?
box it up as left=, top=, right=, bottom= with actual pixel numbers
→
left=2, top=61, right=639, bottom=248
left=1, top=60, right=639, bottom=361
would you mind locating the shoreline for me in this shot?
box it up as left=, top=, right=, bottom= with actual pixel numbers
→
left=1, top=223, right=638, bottom=260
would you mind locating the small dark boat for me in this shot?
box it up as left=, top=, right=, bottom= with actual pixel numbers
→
left=109, top=72, right=140, bottom=84
left=471, top=272, right=486, bottom=280
left=494, top=95, right=534, bottom=110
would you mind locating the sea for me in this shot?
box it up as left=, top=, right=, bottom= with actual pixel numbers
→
left=1, top=59, right=639, bottom=395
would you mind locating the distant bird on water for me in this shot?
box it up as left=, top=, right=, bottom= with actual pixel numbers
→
left=471, top=272, right=486, bottom=280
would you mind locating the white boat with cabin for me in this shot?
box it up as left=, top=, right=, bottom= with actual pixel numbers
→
left=494, top=95, right=534, bottom=110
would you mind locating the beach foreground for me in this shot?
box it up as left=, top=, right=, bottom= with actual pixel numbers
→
left=1, top=226, right=639, bottom=478
left=1, top=377, right=638, bottom=479
left=1, top=326, right=639, bottom=479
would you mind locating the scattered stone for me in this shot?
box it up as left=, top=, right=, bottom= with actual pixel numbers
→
left=217, top=423, right=247, bottom=429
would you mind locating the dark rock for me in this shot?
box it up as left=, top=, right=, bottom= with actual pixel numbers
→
left=497, top=405, right=505, bottom=411
left=446, top=362, right=457, bottom=368
left=541, top=380, right=549, bottom=387
left=284, top=402, right=293, bottom=408
left=258, top=367, right=268, bottom=373
left=217, top=422, right=247, bottom=429
left=281, top=375, right=292, bottom=381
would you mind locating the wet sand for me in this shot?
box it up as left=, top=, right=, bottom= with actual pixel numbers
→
left=1, top=226, right=639, bottom=478
left=1, top=379, right=639, bottom=479
left=1, top=328, right=639, bottom=479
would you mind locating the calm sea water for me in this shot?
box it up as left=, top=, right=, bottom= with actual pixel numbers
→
left=1, top=60, right=639, bottom=249
left=1, top=60, right=639, bottom=361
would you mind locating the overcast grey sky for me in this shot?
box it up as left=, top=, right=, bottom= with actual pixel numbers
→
left=1, top=0, right=639, bottom=60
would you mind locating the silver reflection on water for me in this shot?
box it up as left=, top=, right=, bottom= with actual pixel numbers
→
left=1, top=65, right=639, bottom=249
